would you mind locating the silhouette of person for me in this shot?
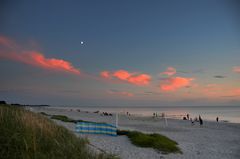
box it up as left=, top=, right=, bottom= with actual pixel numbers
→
left=199, top=115, right=203, bottom=125
left=216, top=117, right=219, bottom=122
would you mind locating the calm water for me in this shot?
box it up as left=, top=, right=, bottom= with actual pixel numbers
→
left=54, top=106, right=240, bottom=123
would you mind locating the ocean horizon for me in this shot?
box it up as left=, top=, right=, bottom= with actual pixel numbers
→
left=49, top=105, right=240, bottom=124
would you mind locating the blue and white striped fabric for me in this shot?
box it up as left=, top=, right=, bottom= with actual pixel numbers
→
left=75, top=122, right=117, bottom=136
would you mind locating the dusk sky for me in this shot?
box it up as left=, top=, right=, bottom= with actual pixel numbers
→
left=0, top=0, right=240, bottom=106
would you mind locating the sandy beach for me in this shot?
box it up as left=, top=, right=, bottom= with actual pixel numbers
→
left=31, top=106, right=240, bottom=159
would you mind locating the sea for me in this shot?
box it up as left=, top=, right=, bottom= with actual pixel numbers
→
left=53, top=105, right=240, bottom=124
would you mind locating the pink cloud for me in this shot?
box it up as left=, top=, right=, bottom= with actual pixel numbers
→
left=0, top=36, right=80, bottom=75
left=201, top=84, right=240, bottom=98
left=160, top=76, right=194, bottom=91
left=113, top=70, right=132, bottom=80
left=160, top=67, right=176, bottom=76
left=231, top=89, right=240, bottom=96
left=128, top=74, right=151, bottom=85
left=233, top=66, right=240, bottom=73
left=202, top=84, right=222, bottom=97
left=100, top=71, right=111, bottom=79
left=0, top=36, right=17, bottom=49
left=100, top=69, right=151, bottom=86
left=108, top=90, right=134, bottom=97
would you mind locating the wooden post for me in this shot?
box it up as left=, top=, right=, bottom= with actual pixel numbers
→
left=164, top=115, right=168, bottom=127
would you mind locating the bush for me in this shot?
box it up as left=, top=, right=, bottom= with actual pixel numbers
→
left=117, top=130, right=181, bottom=154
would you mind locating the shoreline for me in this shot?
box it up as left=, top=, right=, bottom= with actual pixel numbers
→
left=31, top=106, right=240, bottom=159
left=29, top=105, right=240, bottom=124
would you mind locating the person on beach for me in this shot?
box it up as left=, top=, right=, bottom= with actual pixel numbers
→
left=187, top=114, right=189, bottom=120
left=216, top=117, right=219, bottom=122
left=199, top=115, right=203, bottom=125
left=162, top=113, right=165, bottom=118
left=152, top=112, right=157, bottom=118
left=190, top=118, right=194, bottom=125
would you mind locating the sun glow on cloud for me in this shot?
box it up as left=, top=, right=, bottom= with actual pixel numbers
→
left=233, top=66, right=240, bottom=73
left=202, top=84, right=240, bottom=98
left=0, top=36, right=80, bottom=75
left=0, top=36, right=17, bottom=49
left=160, top=67, right=176, bottom=76
left=100, top=71, right=111, bottom=79
left=160, top=76, right=194, bottom=91
left=100, top=69, right=151, bottom=86
left=1, top=35, right=239, bottom=103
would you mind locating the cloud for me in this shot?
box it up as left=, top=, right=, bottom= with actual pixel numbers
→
left=213, top=75, right=226, bottom=79
left=100, top=69, right=151, bottom=86
left=229, top=89, right=240, bottom=97
left=160, top=67, right=176, bottom=76
left=220, top=95, right=240, bottom=98
left=113, top=70, right=131, bottom=80
left=108, top=90, right=134, bottom=97
left=100, top=71, right=111, bottom=79
left=220, top=88, right=240, bottom=98
left=201, top=84, right=240, bottom=99
left=0, top=36, right=17, bottom=49
left=160, top=76, right=194, bottom=91
left=203, top=84, right=221, bottom=94
left=233, top=66, right=240, bottom=73
left=128, top=74, right=151, bottom=85
left=0, top=36, right=80, bottom=75
left=1, top=51, right=80, bottom=75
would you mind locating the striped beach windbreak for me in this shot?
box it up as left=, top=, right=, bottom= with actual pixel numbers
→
left=75, top=122, right=117, bottom=136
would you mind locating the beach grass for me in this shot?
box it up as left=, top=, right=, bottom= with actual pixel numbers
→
left=43, top=112, right=181, bottom=154
left=48, top=114, right=104, bottom=125
left=51, top=114, right=77, bottom=123
left=117, top=130, right=182, bottom=154
left=0, top=104, right=118, bottom=159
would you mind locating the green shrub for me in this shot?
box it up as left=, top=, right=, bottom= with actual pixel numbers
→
left=118, top=130, right=181, bottom=154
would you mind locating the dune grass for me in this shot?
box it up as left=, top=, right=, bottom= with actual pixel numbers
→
left=117, top=130, right=181, bottom=154
left=0, top=104, right=118, bottom=159
left=49, top=114, right=103, bottom=125
left=51, top=114, right=78, bottom=123
left=44, top=112, right=181, bottom=154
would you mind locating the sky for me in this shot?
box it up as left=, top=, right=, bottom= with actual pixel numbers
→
left=0, top=0, right=240, bottom=106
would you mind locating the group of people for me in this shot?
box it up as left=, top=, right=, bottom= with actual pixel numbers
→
left=185, top=115, right=203, bottom=125
left=102, top=112, right=113, bottom=116
left=184, top=114, right=219, bottom=126
left=126, top=112, right=131, bottom=116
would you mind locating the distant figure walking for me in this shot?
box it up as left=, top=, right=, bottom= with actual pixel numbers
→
left=199, top=115, right=203, bottom=125
left=216, top=117, right=219, bottom=122
left=187, top=114, right=189, bottom=120
left=153, top=113, right=155, bottom=118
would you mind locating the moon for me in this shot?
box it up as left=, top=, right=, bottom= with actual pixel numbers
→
left=80, top=41, right=84, bottom=45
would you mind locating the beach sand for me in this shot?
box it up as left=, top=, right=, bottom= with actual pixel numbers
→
left=31, top=107, right=240, bottom=159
